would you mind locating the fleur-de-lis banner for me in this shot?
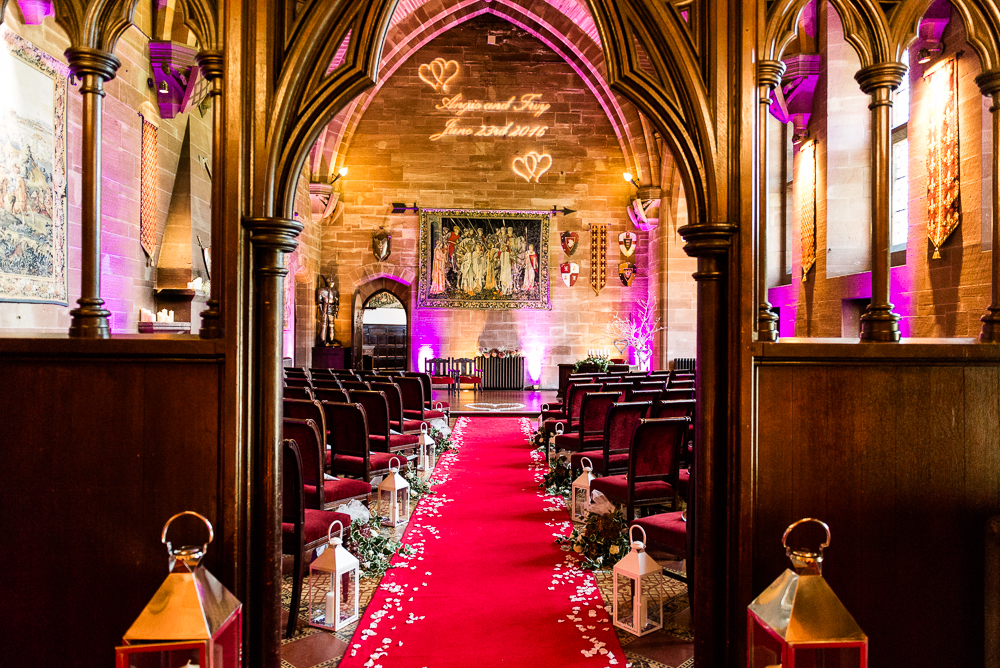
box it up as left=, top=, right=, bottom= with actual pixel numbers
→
left=590, top=223, right=608, bottom=296
left=799, top=139, right=816, bottom=279
left=925, top=58, right=961, bottom=259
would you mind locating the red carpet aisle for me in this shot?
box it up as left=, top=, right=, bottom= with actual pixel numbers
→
left=339, top=416, right=626, bottom=667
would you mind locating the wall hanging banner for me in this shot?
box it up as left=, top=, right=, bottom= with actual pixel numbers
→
left=0, top=29, right=69, bottom=305
left=925, top=58, right=961, bottom=259
left=417, top=209, right=550, bottom=309
left=590, top=223, right=608, bottom=296
left=140, top=117, right=158, bottom=259
left=798, top=140, right=816, bottom=278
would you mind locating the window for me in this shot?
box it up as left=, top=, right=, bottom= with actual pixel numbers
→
left=891, top=52, right=909, bottom=258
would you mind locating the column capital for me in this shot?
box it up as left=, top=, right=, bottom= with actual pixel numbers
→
left=65, top=47, right=120, bottom=83
left=976, top=70, right=1000, bottom=98
left=757, top=60, right=786, bottom=91
left=678, top=222, right=737, bottom=259
left=244, top=216, right=304, bottom=255
left=195, top=50, right=225, bottom=84
left=855, top=62, right=907, bottom=95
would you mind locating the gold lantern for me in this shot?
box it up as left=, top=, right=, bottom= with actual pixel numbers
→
left=570, top=456, right=596, bottom=523
left=612, top=525, right=665, bottom=636
left=748, top=518, right=868, bottom=668
left=116, top=512, right=242, bottom=668
left=378, top=456, right=410, bottom=527
left=306, top=520, right=360, bottom=631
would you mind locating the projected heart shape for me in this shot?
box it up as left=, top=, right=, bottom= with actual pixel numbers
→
left=418, top=58, right=460, bottom=92
left=466, top=403, right=526, bottom=412
left=512, top=152, right=553, bottom=183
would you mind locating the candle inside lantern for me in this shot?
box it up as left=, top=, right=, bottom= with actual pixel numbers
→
left=325, top=590, right=336, bottom=624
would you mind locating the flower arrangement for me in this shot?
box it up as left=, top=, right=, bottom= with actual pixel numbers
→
left=556, top=507, right=631, bottom=570
left=604, top=298, right=667, bottom=372
left=477, top=346, right=522, bottom=358
left=343, top=514, right=403, bottom=578
left=541, top=455, right=573, bottom=498
left=401, top=463, right=437, bottom=499
left=429, top=426, right=455, bottom=455
left=572, top=353, right=611, bottom=373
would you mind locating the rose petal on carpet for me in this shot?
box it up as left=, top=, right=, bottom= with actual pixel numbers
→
left=338, top=416, right=626, bottom=667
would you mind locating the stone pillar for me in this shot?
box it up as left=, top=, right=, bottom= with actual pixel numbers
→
left=757, top=60, right=785, bottom=342
left=243, top=216, right=302, bottom=668
left=855, top=62, right=907, bottom=342
left=198, top=51, right=225, bottom=338
left=678, top=220, right=736, bottom=668
left=66, top=48, right=119, bottom=338
left=977, top=71, right=1000, bottom=343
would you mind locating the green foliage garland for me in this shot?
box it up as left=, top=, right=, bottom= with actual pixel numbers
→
left=572, top=354, right=611, bottom=373
left=556, top=507, right=631, bottom=570
left=342, top=514, right=402, bottom=579
left=541, top=456, right=573, bottom=498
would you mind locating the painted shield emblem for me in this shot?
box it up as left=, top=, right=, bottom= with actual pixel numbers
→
left=618, top=261, right=637, bottom=287
left=619, top=231, right=637, bottom=257
left=560, top=231, right=579, bottom=256
left=560, top=262, right=580, bottom=287
left=372, top=227, right=392, bottom=261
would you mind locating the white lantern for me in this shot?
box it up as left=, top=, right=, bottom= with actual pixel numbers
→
left=378, top=457, right=410, bottom=527
left=571, top=457, right=596, bottom=523
left=613, top=525, right=665, bottom=637
left=305, top=520, right=360, bottom=631
left=417, top=422, right=436, bottom=472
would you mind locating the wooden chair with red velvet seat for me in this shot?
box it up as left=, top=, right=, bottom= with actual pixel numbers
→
left=554, top=391, right=620, bottom=456
left=652, top=399, right=696, bottom=420
left=570, top=400, right=651, bottom=476
left=424, top=358, right=456, bottom=395
left=404, top=371, right=450, bottom=411
left=370, top=381, right=426, bottom=435
left=590, top=417, right=689, bottom=521
left=313, top=387, right=349, bottom=403
left=625, top=388, right=660, bottom=403
left=668, top=378, right=695, bottom=390
left=601, top=382, right=632, bottom=397
left=349, top=389, right=420, bottom=457
left=324, top=402, right=397, bottom=483
left=653, top=399, right=696, bottom=484
left=541, top=382, right=602, bottom=448
left=635, top=380, right=668, bottom=391
left=629, top=511, right=689, bottom=586
left=452, top=357, right=483, bottom=394
left=281, top=439, right=356, bottom=638
left=660, top=387, right=695, bottom=401
left=282, top=418, right=371, bottom=511
left=340, top=380, right=370, bottom=392
left=396, top=376, right=448, bottom=423
left=284, top=376, right=311, bottom=388
left=284, top=385, right=314, bottom=401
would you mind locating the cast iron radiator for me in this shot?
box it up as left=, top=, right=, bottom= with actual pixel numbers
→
left=475, top=356, right=525, bottom=390
left=674, top=357, right=697, bottom=371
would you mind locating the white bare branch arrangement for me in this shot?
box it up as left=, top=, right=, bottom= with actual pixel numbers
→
left=605, top=298, right=667, bottom=371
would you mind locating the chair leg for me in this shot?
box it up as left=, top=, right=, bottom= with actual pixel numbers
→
left=286, top=547, right=303, bottom=638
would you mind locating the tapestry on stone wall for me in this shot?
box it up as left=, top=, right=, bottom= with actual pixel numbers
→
left=590, top=223, right=608, bottom=296
left=799, top=139, right=816, bottom=278
left=0, top=28, right=68, bottom=305
left=417, top=209, right=550, bottom=309
left=925, top=58, right=961, bottom=259
left=139, top=118, right=158, bottom=259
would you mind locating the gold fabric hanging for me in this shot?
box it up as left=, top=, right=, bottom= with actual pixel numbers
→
left=798, top=140, right=816, bottom=278
left=924, top=58, right=961, bottom=259
left=139, top=117, right=158, bottom=259
left=590, top=223, right=608, bottom=296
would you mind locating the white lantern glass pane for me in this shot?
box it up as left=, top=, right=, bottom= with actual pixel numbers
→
left=615, top=572, right=636, bottom=630
left=339, top=572, right=357, bottom=625
left=307, top=573, right=330, bottom=626
left=119, top=646, right=205, bottom=668
left=639, top=572, right=663, bottom=632
left=379, top=488, right=393, bottom=523
left=749, top=618, right=784, bottom=668
left=397, top=488, right=409, bottom=520
left=573, top=486, right=588, bottom=520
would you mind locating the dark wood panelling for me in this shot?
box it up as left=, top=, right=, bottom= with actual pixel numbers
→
left=0, top=350, right=223, bottom=667
left=754, top=360, right=1000, bottom=667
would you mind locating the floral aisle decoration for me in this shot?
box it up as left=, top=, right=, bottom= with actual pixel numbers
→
left=477, top=346, right=522, bottom=358
left=429, top=425, right=456, bottom=456
left=541, top=454, right=573, bottom=498
left=402, top=463, right=437, bottom=499
left=556, top=503, right=631, bottom=570
left=572, top=353, right=611, bottom=373
left=342, top=514, right=404, bottom=579
left=604, top=298, right=667, bottom=372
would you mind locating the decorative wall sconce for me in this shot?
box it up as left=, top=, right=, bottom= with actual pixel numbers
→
left=331, top=166, right=349, bottom=183
left=917, top=46, right=942, bottom=64
left=623, top=172, right=640, bottom=189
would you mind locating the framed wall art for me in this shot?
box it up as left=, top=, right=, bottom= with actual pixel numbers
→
left=0, top=28, right=69, bottom=305
left=417, top=209, right=550, bottom=309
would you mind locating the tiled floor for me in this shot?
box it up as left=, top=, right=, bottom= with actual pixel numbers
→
left=281, top=401, right=693, bottom=668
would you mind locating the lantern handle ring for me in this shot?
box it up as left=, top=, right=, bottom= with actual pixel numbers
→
left=328, top=519, right=344, bottom=545
left=162, top=510, right=214, bottom=546
left=421, top=422, right=429, bottom=436
left=629, top=524, right=647, bottom=547
left=389, top=456, right=402, bottom=473
left=580, top=456, right=594, bottom=472
left=782, top=517, right=831, bottom=555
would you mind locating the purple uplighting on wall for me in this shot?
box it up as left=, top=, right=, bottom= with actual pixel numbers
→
left=524, top=341, right=545, bottom=384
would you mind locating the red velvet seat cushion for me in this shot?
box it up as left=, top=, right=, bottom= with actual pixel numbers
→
left=390, top=419, right=427, bottom=433
left=332, top=451, right=398, bottom=476
left=303, top=478, right=372, bottom=505
left=404, top=409, right=446, bottom=420
left=631, top=511, right=686, bottom=554
left=590, top=475, right=674, bottom=503
left=571, top=450, right=628, bottom=472
left=458, top=376, right=482, bottom=383
left=425, top=400, right=450, bottom=408
left=541, top=410, right=566, bottom=422
left=431, top=376, right=455, bottom=384
left=554, top=432, right=602, bottom=453
left=370, top=433, right=420, bottom=450
left=283, top=509, right=352, bottom=544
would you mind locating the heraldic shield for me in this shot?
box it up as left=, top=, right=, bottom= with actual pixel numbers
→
left=619, top=231, right=637, bottom=257
left=561, top=231, right=579, bottom=256
left=618, top=261, right=636, bottom=287
left=561, top=262, right=579, bottom=287
left=372, top=227, right=392, bottom=261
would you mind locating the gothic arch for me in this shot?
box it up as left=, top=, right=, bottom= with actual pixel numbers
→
left=351, top=276, right=412, bottom=370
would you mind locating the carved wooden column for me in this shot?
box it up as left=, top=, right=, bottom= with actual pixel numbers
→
left=757, top=60, right=784, bottom=342
left=855, top=63, right=907, bottom=342
left=66, top=48, right=119, bottom=338
left=678, top=220, right=736, bottom=668
left=244, top=216, right=302, bottom=668
left=977, top=71, right=1000, bottom=342
left=198, top=51, right=224, bottom=338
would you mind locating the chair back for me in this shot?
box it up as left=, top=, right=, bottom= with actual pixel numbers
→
left=311, top=378, right=343, bottom=390
left=652, top=399, right=696, bottom=420
left=283, top=385, right=314, bottom=401
left=313, top=387, right=349, bottom=403
left=601, top=382, right=631, bottom=397
left=600, top=401, right=652, bottom=475
left=340, top=380, right=370, bottom=391
left=565, top=383, right=602, bottom=423
left=453, top=357, right=480, bottom=378
left=324, top=402, right=373, bottom=479
left=577, top=391, right=621, bottom=441
left=661, top=387, right=695, bottom=401
left=331, top=369, right=358, bottom=376
left=625, top=388, right=660, bottom=403
left=309, top=367, right=333, bottom=379
left=669, top=380, right=695, bottom=390
left=282, top=417, right=325, bottom=509
left=284, top=376, right=311, bottom=388
left=635, top=380, right=667, bottom=390
left=424, top=357, right=453, bottom=378
left=371, top=381, right=406, bottom=426
left=396, top=376, right=426, bottom=417
left=406, top=372, right=436, bottom=405
left=349, top=390, right=391, bottom=441
left=283, top=398, right=326, bottom=440
left=281, top=439, right=305, bottom=526
left=630, top=417, right=688, bottom=484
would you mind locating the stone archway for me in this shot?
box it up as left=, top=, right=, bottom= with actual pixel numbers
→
left=351, top=274, right=412, bottom=370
